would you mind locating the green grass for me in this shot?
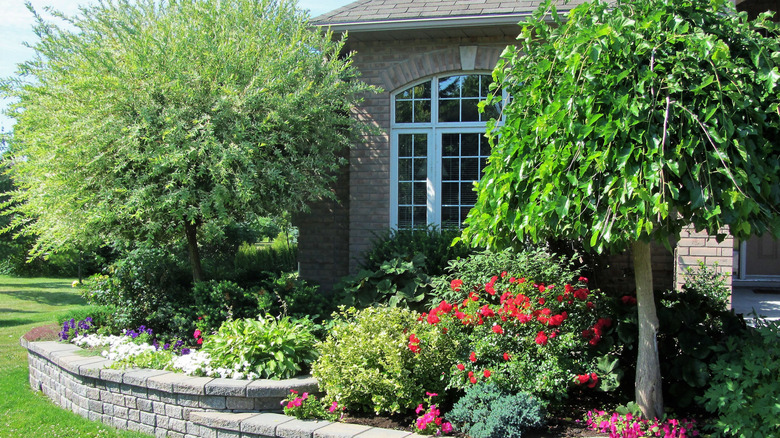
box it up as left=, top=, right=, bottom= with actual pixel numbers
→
left=0, top=276, right=151, bottom=438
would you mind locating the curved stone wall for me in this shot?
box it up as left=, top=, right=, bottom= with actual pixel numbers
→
left=22, top=337, right=374, bottom=438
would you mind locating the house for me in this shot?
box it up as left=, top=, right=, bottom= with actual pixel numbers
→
left=296, top=0, right=780, bottom=295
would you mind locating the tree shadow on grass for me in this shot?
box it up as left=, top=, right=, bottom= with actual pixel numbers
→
left=0, top=291, right=85, bottom=307
left=0, top=281, right=72, bottom=290
left=0, top=308, right=36, bottom=314
left=0, top=318, right=37, bottom=328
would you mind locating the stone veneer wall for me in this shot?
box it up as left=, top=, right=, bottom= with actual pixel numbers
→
left=21, top=338, right=326, bottom=438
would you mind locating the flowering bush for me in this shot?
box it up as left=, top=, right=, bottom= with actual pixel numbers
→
left=413, top=272, right=616, bottom=402
left=281, top=390, right=341, bottom=421
left=412, top=392, right=454, bottom=436
left=59, top=317, right=96, bottom=341
left=584, top=406, right=699, bottom=438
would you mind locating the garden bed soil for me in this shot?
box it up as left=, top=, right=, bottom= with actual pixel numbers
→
left=23, top=323, right=61, bottom=342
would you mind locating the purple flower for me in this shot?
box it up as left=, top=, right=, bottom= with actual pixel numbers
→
left=163, top=343, right=171, bottom=350
left=181, top=348, right=191, bottom=355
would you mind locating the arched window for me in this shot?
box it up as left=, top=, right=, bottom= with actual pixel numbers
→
left=390, top=73, right=501, bottom=229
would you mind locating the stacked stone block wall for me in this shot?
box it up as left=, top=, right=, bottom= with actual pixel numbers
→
left=21, top=339, right=320, bottom=438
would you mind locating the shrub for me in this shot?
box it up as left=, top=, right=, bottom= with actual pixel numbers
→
left=613, top=264, right=743, bottom=409
left=447, top=382, right=546, bottom=438
left=260, top=272, right=333, bottom=323
left=191, top=280, right=272, bottom=333
left=360, top=226, right=472, bottom=275
left=419, top=272, right=615, bottom=403
left=312, top=306, right=458, bottom=415
left=233, top=242, right=297, bottom=283
left=202, top=315, right=318, bottom=379
left=430, top=247, right=581, bottom=304
left=699, top=318, right=780, bottom=437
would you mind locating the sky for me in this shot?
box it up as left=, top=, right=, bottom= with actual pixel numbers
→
left=0, top=0, right=354, bottom=133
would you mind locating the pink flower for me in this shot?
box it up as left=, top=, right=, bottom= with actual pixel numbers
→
left=426, top=392, right=438, bottom=397
left=193, top=329, right=202, bottom=339
left=329, top=401, right=338, bottom=413
left=442, top=422, right=454, bottom=433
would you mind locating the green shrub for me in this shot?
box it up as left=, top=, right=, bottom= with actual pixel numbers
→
left=232, top=242, right=297, bottom=282
left=613, top=264, right=743, bottom=409
left=681, top=261, right=730, bottom=312
left=699, top=319, right=780, bottom=437
left=430, top=247, right=581, bottom=304
left=261, top=272, right=333, bottom=323
left=202, top=315, right=318, bottom=379
left=57, top=305, right=116, bottom=334
left=312, top=306, right=458, bottom=415
left=448, top=383, right=546, bottom=438
left=360, top=226, right=472, bottom=275
left=191, top=280, right=272, bottom=332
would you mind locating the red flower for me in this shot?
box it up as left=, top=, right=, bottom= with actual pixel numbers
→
left=621, top=295, right=637, bottom=305
left=586, top=301, right=595, bottom=309
left=483, top=369, right=491, bottom=378
left=556, top=295, right=564, bottom=303
left=426, top=313, right=440, bottom=324
left=565, top=284, right=574, bottom=294
left=492, top=324, right=504, bottom=334
left=485, top=283, right=496, bottom=295
left=501, top=271, right=508, bottom=278
left=535, top=331, right=548, bottom=345
left=469, top=376, right=477, bottom=384
left=587, top=373, right=599, bottom=388
left=469, top=351, right=477, bottom=362
left=576, top=374, right=590, bottom=385
left=582, top=329, right=594, bottom=339
left=409, top=334, right=420, bottom=343
left=518, top=277, right=526, bottom=283
left=457, top=363, right=465, bottom=371
left=538, top=297, right=546, bottom=305
left=574, top=288, right=589, bottom=300
left=409, top=343, right=420, bottom=353
left=197, top=338, right=203, bottom=345
left=578, top=276, right=589, bottom=283
left=503, top=352, right=511, bottom=361
left=509, top=277, right=516, bottom=283
left=469, top=292, right=479, bottom=302
left=468, top=371, right=474, bottom=377
left=549, top=314, right=565, bottom=326
left=538, top=285, right=546, bottom=293
left=193, top=329, right=202, bottom=339
left=451, top=279, right=463, bottom=291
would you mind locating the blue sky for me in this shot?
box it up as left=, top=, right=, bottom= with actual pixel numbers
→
left=0, top=0, right=354, bottom=133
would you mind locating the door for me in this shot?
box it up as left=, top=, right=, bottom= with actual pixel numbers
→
left=744, top=234, right=780, bottom=277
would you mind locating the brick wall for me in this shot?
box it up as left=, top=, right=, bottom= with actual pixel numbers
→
left=675, top=226, right=734, bottom=290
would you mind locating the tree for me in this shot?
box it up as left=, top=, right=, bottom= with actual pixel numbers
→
left=1, top=0, right=375, bottom=282
left=462, top=0, right=780, bottom=419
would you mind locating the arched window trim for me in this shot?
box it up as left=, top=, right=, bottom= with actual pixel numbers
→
left=389, top=72, right=503, bottom=229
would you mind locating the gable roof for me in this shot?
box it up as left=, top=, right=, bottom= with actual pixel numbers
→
left=313, top=0, right=590, bottom=31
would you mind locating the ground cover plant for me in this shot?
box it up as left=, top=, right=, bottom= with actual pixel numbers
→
left=0, top=276, right=151, bottom=438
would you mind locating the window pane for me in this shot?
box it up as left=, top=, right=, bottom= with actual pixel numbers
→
left=398, top=158, right=412, bottom=181
left=442, top=134, right=459, bottom=157
left=462, top=75, right=480, bottom=98
left=396, top=101, right=412, bottom=123
left=442, top=182, right=459, bottom=205
left=461, top=207, right=472, bottom=224
left=480, top=75, right=492, bottom=96
left=461, top=133, right=479, bottom=156
left=442, top=157, right=458, bottom=181
left=413, top=207, right=427, bottom=226
left=413, top=182, right=427, bottom=204
left=398, top=206, right=412, bottom=228
left=482, top=102, right=500, bottom=121
left=439, top=99, right=459, bottom=122
left=442, top=207, right=459, bottom=227
left=413, top=158, right=427, bottom=180
left=399, top=134, right=413, bottom=156
left=461, top=182, right=477, bottom=205
left=461, top=157, right=479, bottom=181
left=439, top=76, right=462, bottom=98
left=461, top=98, right=480, bottom=121
left=398, top=182, right=412, bottom=204
left=414, top=100, right=431, bottom=123
left=414, top=134, right=427, bottom=157
left=479, top=138, right=490, bottom=156
left=415, top=81, right=431, bottom=99
left=480, top=157, right=488, bottom=176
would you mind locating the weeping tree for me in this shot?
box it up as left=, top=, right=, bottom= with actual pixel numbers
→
left=1, top=0, right=375, bottom=282
left=462, top=0, right=780, bottom=419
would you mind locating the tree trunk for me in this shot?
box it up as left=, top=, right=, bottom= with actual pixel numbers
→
left=184, top=220, right=204, bottom=283
left=632, top=239, right=663, bottom=419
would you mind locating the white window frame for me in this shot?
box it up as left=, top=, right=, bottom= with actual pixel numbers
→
left=389, top=73, right=502, bottom=229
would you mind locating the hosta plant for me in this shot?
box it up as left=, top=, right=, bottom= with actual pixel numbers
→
left=203, top=315, right=318, bottom=380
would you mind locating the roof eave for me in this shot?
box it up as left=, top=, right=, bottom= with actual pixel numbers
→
left=313, top=13, right=560, bottom=33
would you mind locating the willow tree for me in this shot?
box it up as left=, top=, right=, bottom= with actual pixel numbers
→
left=1, top=0, right=374, bottom=282
left=462, top=0, right=780, bottom=419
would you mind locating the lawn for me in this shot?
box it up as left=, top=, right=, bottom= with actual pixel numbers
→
left=0, top=275, right=151, bottom=438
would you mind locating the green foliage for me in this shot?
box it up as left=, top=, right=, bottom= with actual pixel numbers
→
left=430, top=247, right=581, bottom=303
left=360, top=227, right=473, bottom=275
left=232, top=242, right=297, bottom=284
left=463, top=0, right=780, bottom=251
left=203, top=315, right=318, bottom=380
left=58, top=305, right=116, bottom=335
left=448, top=383, right=546, bottom=438
left=191, top=280, right=272, bottom=333
left=2, top=0, right=376, bottom=278
left=312, top=306, right=458, bottom=415
left=681, top=261, right=730, bottom=310
left=614, top=286, right=743, bottom=409
left=699, top=319, right=780, bottom=437
left=261, top=272, right=333, bottom=323
left=336, top=227, right=476, bottom=311
left=336, top=253, right=432, bottom=311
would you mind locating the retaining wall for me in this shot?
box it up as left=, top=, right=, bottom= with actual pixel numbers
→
left=21, top=337, right=423, bottom=438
